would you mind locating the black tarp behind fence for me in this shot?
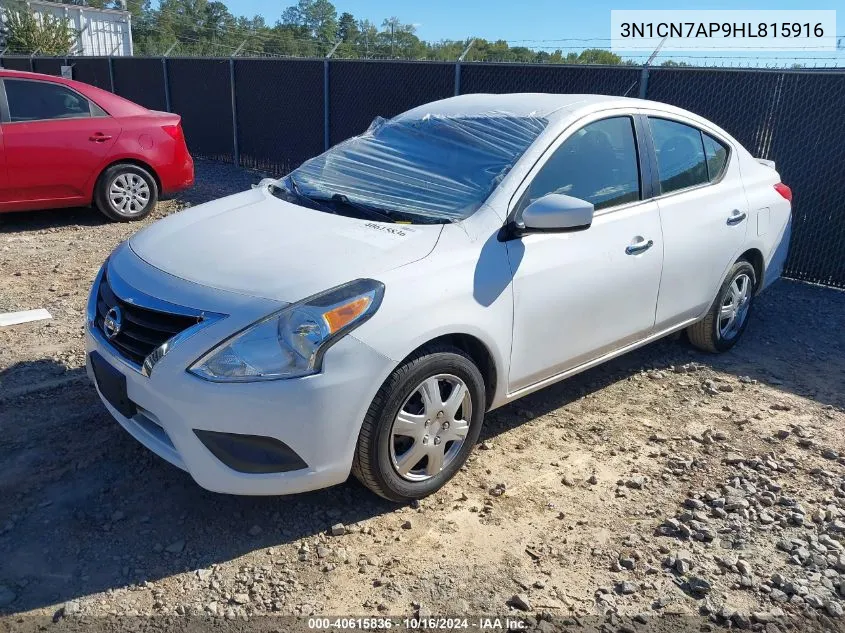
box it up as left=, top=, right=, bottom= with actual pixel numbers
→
left=1, top=55, right=843, bottom=288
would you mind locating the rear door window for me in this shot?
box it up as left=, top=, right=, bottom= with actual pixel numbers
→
left=4, top=79, right=92, bottom=123
left=649, top=117, right=708, bottom=194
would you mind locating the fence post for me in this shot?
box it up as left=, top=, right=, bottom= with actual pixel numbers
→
left=454, top=39, right=475, bottom=96
left=162, top=57, right=172, bottom=113
left=324, top=41, right=341, bottom=152
left=229, top=57, right=240, bottom=167
left=108, top=57, right=115, bottom=93
left=639, top=36, right=666, bottom=99
left=638, top=67, right=650, bottom=99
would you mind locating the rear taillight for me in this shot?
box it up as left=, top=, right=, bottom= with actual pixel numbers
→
left=162, top=124, right=184, bottom=142
left=774, top=183, right=792, bottom=203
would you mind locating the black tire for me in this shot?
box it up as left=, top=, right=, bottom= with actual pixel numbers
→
left=352, top=344, right=486, bottom=502
left=94, top=163, right=158, bottom=222
left=687, top=260, right=757, bottom=353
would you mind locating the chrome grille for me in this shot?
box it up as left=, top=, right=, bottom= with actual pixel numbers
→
left=95, top=271, right=200, bottom=366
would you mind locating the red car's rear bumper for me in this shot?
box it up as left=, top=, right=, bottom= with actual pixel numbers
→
left=160, top=154, right=195, bottom=196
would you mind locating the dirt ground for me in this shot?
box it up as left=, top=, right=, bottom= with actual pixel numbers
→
left=1, top=160, right=844, bottom=633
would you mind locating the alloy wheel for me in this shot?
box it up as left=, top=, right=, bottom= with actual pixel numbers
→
left=109, top=173, right=151, bottom=216
left=718, top=272, right=752, bottom=340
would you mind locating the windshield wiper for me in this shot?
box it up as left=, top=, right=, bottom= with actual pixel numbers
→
left=269, top=177, right=335, bottom=214
left=311, top=193, right=397, bottom=224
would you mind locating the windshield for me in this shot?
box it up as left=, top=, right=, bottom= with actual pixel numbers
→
left=281, top=112, right=548, bottom=223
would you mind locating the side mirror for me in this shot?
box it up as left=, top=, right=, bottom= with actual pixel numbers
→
left=521, top=193, right=594, bottom=232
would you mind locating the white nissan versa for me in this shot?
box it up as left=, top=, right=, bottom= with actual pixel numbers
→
left=86, top=94, right=792, bottom=501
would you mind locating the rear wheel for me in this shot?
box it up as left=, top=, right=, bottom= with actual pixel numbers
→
left=687, top=260, right=756, bottom=353
left=94, top=164, right=158, bottom=222
left=352, top=345, right=485, bottom=502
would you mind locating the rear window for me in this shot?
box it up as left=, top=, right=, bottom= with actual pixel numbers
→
left=702, top=133, right=729, bottom=181
left=289, top=113, right=548, bottom=222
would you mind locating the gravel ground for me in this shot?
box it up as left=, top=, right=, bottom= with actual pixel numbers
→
left=1, top=160, right=845, bottom=632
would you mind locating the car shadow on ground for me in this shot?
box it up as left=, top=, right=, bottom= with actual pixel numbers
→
left=0, top=280, right=842, bottom=615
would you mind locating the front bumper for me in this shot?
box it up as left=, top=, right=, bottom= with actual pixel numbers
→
left=86, top=245, right=395, bottom=495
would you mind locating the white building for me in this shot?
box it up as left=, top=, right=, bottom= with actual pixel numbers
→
left=2, top=0, right=133, bottom=56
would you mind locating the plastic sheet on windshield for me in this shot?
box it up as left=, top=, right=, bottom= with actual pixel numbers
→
left=289, top=112, right=548, bottom=222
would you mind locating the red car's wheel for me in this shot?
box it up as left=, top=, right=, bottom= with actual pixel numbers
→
left=95, top=164, right=159, bottom=222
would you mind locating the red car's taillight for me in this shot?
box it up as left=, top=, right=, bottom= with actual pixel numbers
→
left=774, top=183, right=792, bottom=203
left=162, top=124, right=184, bottom=142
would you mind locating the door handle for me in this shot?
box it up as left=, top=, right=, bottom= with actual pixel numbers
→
left=726, top=210, right=747, bottom=225
left=625, top=239, right=654, bottom=255
left=89, top=134, right=113, bottom=142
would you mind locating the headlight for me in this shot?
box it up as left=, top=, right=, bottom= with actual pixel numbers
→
left=189, top=279, right=384, bottom=382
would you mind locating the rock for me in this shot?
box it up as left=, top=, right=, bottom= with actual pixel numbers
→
left=736, top=560, right=752, bottom=576
left=619, top=556, right=635, bottom=571
left=232, top=593, right=250, bottom=605
left=62, top=600, right=81, bottom=616
left=0, top=586, right=16, bottom=607
left=330, top=523, right=346, bottom=536
left=686, top=576, right=712, bottom=596
left=561, top=476, right=575, bottom=487
left=822, top=448, right=839, bottom=460
left=401, top=520, right=412, bottom=530
left=769, top=589, right=789, bottom=603
left=164, top=540, right=185, bottom=554
left=625, top=476, right=645, bottom=490
left=759, top=512, right=775, bottom=525
left=684, top=498, right=705, bottom=510
left=725, top=496, right=749, bottom=511
left=248, top=525, right=262, bottom=536
left=616, top=581, right=639, bottom=595
left=702, top=379, right=720, bottom=395
left=826, top=601, right=844, bottom=617
left=751, top=611, right=778, bottom=624
left=717, top=383, right=734, bottom=393
left=507, top=593, right=531, bottom=611
left=805, top=594, right=825, bottom=609
left=724, top=453, right=746, bottom=465
left=587, top=474, right=598, bottom=485
left=775, top=430, right=791, bottom=440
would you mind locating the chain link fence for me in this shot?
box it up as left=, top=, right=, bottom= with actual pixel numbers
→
left=0, top=55, right=843, bottom=288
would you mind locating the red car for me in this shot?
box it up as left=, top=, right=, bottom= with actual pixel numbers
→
left=0, top=69, right=193, bottom=221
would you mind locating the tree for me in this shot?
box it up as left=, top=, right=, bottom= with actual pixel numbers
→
left=336, top=11, right=357, bottom=42
left=1, top=1, right=76, bottom=55
left=281, top=0, right=337, bottom=43
left=576, top=48, right=622, bottom=65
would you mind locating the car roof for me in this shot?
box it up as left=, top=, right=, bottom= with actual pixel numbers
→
left=398, top=93, right=631, bottom=121
left=396, top=92, right=738, bottom=148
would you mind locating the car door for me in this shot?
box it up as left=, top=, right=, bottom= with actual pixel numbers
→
left=506, top=113, right=664, bottom=392
left=0, top=78, right=121, bottom=206
left=645, top=115, right=749, bottom=329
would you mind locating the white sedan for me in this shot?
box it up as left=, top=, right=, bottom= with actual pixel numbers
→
left=86, top=94, right=792, bottom=501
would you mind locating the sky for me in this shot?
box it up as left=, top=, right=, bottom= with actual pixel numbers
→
left=231, top=0, right=844, bottom=43
left=226, top=0, right=844, bottom=65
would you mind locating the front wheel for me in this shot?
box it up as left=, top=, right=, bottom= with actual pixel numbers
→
left=353, top=345, right=486, bottom=502
left=687, top=260, right=756, bottom=353
left=94, top=164, right=159, bottom=222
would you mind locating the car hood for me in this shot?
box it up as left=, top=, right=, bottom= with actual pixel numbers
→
left=129, top=186, right=443, bottom=303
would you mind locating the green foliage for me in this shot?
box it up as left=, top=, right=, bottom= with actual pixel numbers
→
left=1, top=1, right=77, bottom=55
left=33, top=0, right=626, bottom=63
